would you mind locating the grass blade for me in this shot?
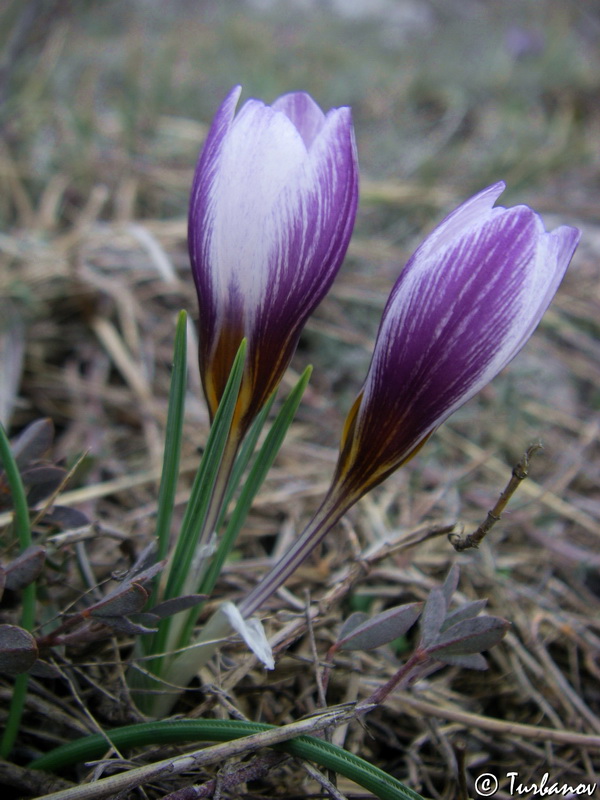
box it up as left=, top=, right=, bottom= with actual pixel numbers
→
left=199, top=366, right=312, bottom=599
left=0, top=422, right=35, bottom=758
left=138, top=311, right=187, bottom=667
left=163, top=339, right=247, bottom=602
left=154, top=311, right=188, bottom=574
left=215, top=388, right=278, bottom=531
left=143, top=340, right=248, bottom=693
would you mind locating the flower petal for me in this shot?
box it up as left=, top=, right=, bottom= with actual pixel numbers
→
left=238, top=186, right=580, bottom=621
left=414, top=181, right=506, bottom=258
left=221, top=602, right=274, bottom=669
left=189, top=88, right=358, bottom=431
left=332, top=187, right=580, bottom=499
left=271, top=91, right=326, bottom=147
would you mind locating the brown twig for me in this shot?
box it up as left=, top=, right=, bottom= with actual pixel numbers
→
left=390, top=692, right=600, bottom=749
left=157, top=751, right=288, bottom=799
left=449, top=444, right=543, bottom=551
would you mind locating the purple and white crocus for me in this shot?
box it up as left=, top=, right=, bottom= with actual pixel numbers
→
left=189, top=86, right=359, bottom=439
left=240, top=182, right=580, bottom=618
left=329, top=182, right=580, bottom=504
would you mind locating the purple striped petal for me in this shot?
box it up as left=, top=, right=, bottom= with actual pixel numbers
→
left=189, top=86, right=358, bottom=434
left=271, top=92, right=325, bottom=147
left=331, top=184, right=580, bottom=503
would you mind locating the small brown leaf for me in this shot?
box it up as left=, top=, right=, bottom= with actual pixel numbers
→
left=42, top=505, right=90, bottom=529
left=419, top=588, right=446, bottom=647
left=4, top=545, right=46, bottom=591
left=98, top=616, right=158, bottom=635
left=23, top=466, right=66, bottom=504
left=11, top=419, right=54, bottom=468
left=90, top=583, right=149, bottom=618
left=338, top=612, right=370, bottom=642
left=440, top=564, right=460, bottom=607
left=150, top=594, right=208, bottom=619
left=0, top=624, right=38, bottom=675
left=338, top=603, right=422, bottom=651
left=429, top=616, right=509, bottom=657
left=435, top=652, right=488, bottom=670
left=29, top=659, right=62, bottom=678
left=440, top=599, right=487, bottom=632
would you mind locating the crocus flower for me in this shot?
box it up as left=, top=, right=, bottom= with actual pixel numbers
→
left=189, top=86, right=359, bottom=438
left=329, top=182, right=580, bottom=505
left=239, top=182, right=580, bottom=617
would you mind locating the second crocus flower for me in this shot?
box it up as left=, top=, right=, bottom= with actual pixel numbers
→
left=329, top=182, right=580, bottom=507
left=189, top=86, right=359, bottom=439
left=239, top=182, right=580, bottom=618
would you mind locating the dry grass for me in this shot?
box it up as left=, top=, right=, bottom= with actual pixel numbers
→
left=1, top=1, right=600, bottom=798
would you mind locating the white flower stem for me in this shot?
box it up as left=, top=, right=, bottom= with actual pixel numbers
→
left=238, top=491, right=349, bottom=619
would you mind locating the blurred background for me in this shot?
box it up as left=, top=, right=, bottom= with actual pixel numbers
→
left=2, top=0, right=598, bottom=225
left=1, top=0, right=600, bottom=795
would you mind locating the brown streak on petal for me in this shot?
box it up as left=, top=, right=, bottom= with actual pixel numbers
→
left=237, top=330, right=298, bottom=433
left=339, top=391, right=363, bottom=454
left=332, top=428, right=435, bottom=509
left=203, top=322, right=245, bottom=421
left=362, top=430, right=434, bottom=493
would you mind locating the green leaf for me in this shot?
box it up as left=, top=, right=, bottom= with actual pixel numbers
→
left=0, top=424, right=32, bottom=553
left=163, top=339, right=247, bottom=602
left=0, top=422, right=36, bottom=757
left=145, top=340, right=248, bottom=683
left=154, top=311, right=188, bottom=569
left=198, top=366, right=312, bottom=599
left=215, top=389, right=279, bottom=530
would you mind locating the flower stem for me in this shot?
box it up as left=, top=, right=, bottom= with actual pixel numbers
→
left=238, top=491, right=350, bottom=619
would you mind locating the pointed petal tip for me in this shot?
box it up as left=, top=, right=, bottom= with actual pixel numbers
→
left=563, top=224, right=581, bottom=247
left=478, top=180, right=506, bottom=197
left=549, top=223, right=581, bottom=270
left=475, top=180, right=506, bottom=207
left=272, top=89, right=322, bottom=110
left=419, top=181, right=507, bottom=254
left=223, top=84, right=242, bottom=109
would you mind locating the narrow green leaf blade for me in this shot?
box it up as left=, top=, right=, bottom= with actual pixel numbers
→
left=199, top=366, right=312, bottom=598
left=0, top=422, right=35, bottom=757
left=163, top=339, right=247, bottom=602
left=154, top=311, right=188, bottom=568
left=215, top=388, right=278, bottom=532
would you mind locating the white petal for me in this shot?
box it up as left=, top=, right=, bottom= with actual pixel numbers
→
left=271, top=91, right=326, bottom=148
left=415, top=182, right=506, bottom=261
left=221, top=602, right=275, bottom=669
left=208, top=102, right=310, bottom=321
